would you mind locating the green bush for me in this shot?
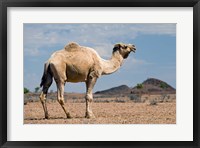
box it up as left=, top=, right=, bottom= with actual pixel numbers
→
left=24, top=87, right=30, bottom=94
left=136, top=83, right=143, bottom=89
left=34, top=87, right=40, bottom=93
left=160, top=82, right=168, bottom=89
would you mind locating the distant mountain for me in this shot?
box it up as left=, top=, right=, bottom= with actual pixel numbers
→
left=95, top=78, right=176, bottom=95
left=131, top=78, right=176, bottom=94
left=95, top=85, right=131, bottom=95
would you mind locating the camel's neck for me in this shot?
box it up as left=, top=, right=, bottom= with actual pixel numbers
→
left=101, top=51, right=124, bottom=75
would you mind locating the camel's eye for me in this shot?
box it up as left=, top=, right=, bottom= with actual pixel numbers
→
left=124, top=46, right=127, bottom=49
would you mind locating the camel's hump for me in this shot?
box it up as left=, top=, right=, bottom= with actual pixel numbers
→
left=64, top=42, right=80, bottom=51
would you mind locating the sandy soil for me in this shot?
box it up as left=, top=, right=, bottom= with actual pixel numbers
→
left=24, top=101, right=176, bottom=124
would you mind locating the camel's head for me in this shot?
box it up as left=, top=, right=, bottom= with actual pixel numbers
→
left=113, top=43, right=136, bottom=59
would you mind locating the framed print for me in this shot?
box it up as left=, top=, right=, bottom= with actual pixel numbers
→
left=0, top=0, right=200, bottom=147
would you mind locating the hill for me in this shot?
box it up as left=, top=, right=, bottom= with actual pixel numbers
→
left=131, top=78, right=176, bottom=94
left=95, top=78, right=175, bottom=95
left=95, top=85, right=131, bottom=95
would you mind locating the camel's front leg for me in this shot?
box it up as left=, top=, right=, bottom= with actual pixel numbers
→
left=85, top=76, right=97, bottom=118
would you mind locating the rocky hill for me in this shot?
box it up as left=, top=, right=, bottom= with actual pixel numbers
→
left=131, top=78, right=175, bottom=94
left=95, top=85, right=131, bottom=95
left=95, top=78, right=175, bottom=95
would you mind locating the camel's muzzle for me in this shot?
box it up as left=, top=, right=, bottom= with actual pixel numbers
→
left=132, top=48, right=136, bottom=53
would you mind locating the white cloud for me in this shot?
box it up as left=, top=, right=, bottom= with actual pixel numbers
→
left=24, top=48, right=40, bottom=56
left=122, top=56, right=153, bottom=71
left=24, top=23, right=176, bottom=58
left=131, top=57, right=152, bottom=65
left=92, top=43, right=113, bottom=58
left=130, top=24, right=176, bottom=36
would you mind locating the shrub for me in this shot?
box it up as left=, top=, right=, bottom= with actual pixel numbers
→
left=129, top=94, right=141, bottom=103
left=72, top=96, right=77, bottom=100
left=136, top=83, right=143, bottom=89
left=160, top=82, right=168, bottom=89
left=149, top=99, right=157, bottom=105
left=115, top=98, right=126, bottom=103
left=34, top=87, right=40, bottom=93
left=160, top=94, right=172, bottom=102
left=24, top=87, right=30, bottom=94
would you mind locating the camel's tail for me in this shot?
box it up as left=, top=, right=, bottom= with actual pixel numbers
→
left=40, top=61, right=52, bottom=87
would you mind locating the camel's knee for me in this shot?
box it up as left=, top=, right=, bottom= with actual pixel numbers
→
left=39, top=92, right=46, bottom=103
left=57, top=97, right=65, bottom=105
left=85, top=94, right=93, bottom=102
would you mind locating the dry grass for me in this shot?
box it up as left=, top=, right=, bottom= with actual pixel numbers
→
left=24, top=101, right=176, bottom=124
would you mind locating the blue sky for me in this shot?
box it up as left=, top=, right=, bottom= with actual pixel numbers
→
left=24, top=24, right=176, bottom=93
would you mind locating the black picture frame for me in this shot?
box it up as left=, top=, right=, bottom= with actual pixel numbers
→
left=0, top=0, right=199, bottom=147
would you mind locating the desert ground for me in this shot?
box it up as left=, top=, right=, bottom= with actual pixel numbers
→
left=24, top=94, right=176, bottom=124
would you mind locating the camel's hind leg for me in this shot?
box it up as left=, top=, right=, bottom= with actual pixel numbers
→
left=56, top=81, right=72, bottom=118
left=39, top=73, right=52, bottom=119
left=50, top=62, right=71, bottom=118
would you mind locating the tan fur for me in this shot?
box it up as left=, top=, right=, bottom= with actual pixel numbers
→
left=64, top=42, right=80, bottom=51
left=39, top=42, right=136, bottom=119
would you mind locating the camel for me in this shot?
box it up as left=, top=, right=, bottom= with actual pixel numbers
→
left=39, top=42, right=136, bottom=119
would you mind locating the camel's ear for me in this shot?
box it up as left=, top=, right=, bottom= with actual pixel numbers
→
left=114, top=43, right=121, bottom=48
left=113, top=43, right=121, bottom=52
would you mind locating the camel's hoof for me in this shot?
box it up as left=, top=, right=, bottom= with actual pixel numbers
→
left=85, top=112, right=95, bottom=119
left=45, top=115, right=49, bottom=119
left=66, top=113, right=72, bottom=119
